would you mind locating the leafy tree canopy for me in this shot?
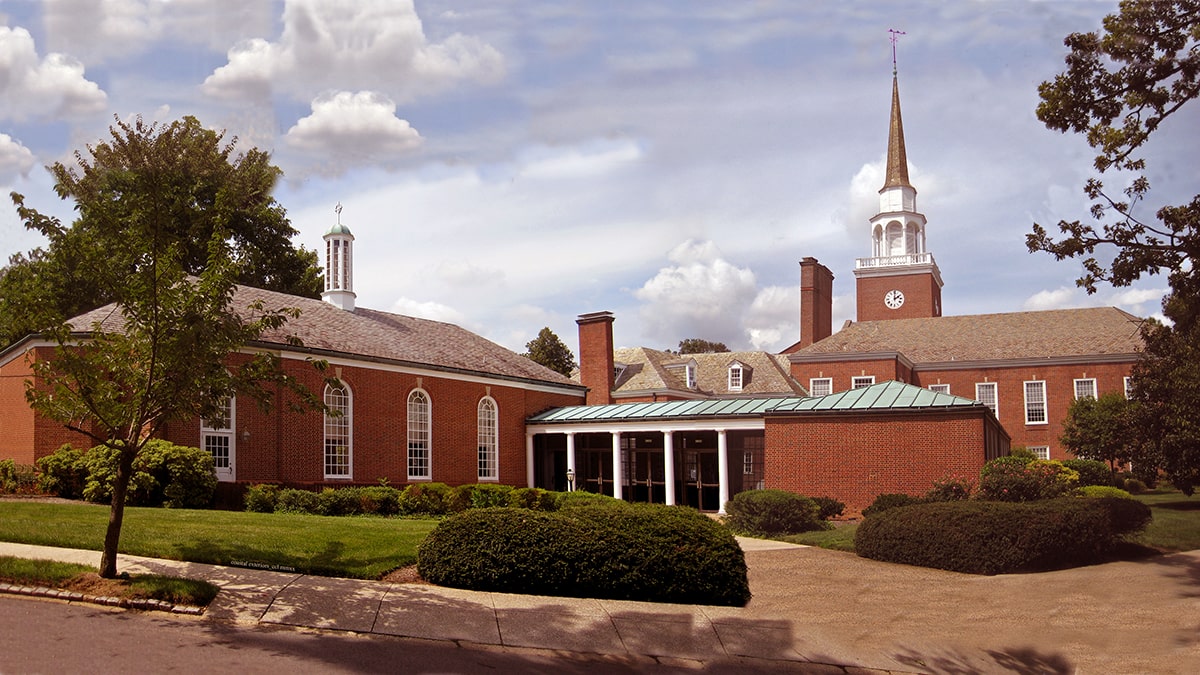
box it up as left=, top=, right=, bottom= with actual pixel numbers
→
left=1031, top=0, right=1200, bottom=495
left=1060, top=392, right=1146, bottom=471
left=677, top=338, right=730, bottom=354
left=523, top=327, right=576, bottom=377
left=16, top=116, right=323, bottom=576
left=1, top=115, right=321, bottom=348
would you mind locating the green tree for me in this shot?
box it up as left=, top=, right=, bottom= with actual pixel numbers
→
left=677, top=338, right=730, bottom=354
left=0, top=115, right=322, bottom=348
left=15, top=116, right=322, bottom=577
left=1060, top=392, right=1144, bottom=472
left=523, top=327, right=575, bottom=377
left=1029, top=0, right=1200, bottom=494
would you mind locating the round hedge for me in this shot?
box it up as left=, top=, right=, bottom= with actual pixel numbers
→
left=417, top=503, right=751, bottom=606
left=855, top=497, right=1152, bottom=574
left=723, top=489, right=828, bottom=535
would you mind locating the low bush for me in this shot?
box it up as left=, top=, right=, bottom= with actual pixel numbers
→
left=275, top=488, right=322, bottom=514
left=358, top=486, right=402, bottom=515
left=1123, top=478, right=1147, bottom=494
left=244, top=484, right=281, bottom=513
left=80, top=441, right=217, bottom=508
left=0, top=460, right=32, bottom=494
left=399, top=482, right=453, bottom=515
left=1077, top=485, right=1133, bottom=499
left=417, top=504, right=750, bottom=606
left=318, top=487, right=365, bottom=516
left=452, top=483, right=512, bottom=510
left=555, top=490, right=623, bottom=510
left=724, top=489, right=828, bottom=535
left=1061, top=459, right=1112, bottom=488
left=35, top=445, right=88, bottom=499
left=978, top=457, right=1079, bottom=502
left=812, top=496, right=846, bottom=520
left=508, top=487, right=557, bottom=511
left=925, top=475, right=974, bottom=502
left=854, top=498, right=1152, bottom=574
left=862, top=493, right=925, bottom=517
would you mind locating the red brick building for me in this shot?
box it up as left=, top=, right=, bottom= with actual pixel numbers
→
left=0, top=221, right=586, bottom=489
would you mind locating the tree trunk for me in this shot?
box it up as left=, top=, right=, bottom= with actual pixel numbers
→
left=99, top=448, right=136, bottom=579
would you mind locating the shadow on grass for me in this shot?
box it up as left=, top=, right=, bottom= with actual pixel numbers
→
left=1152, top=499, right=1200, bottom=511
left=171, top=538, right=410, bottom=579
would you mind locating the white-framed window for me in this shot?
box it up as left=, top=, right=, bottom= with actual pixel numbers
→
left=1024, top=380, right=1047, bottom=425
left=809, top=377, right=832, bottom=397
left=728, top=363, right=743, bottom=392
left=324, top=382, right=352, bottom=479
left=928, top=384, right=950, bottom=395
left=201, top=396, right=235, bottom=481
left=686, top=360, right=698, bottom=389
left=407, top=389, right=431, bottom=480
left=852, top=376, right=875, bottom=389
left=1124, top=376, right=1133, bottom=399
left=1074, top=378, right=1097, bottom=400
left=1028, top=446, right=1051, bottom=460
left=976, top=382, right=998, bottom=418
left=477, top=396, right=499, bottom=481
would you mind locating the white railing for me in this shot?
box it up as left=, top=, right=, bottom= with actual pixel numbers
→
left=855, top=252, right=935, bottom=269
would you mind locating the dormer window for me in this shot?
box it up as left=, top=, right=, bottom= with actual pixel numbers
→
left=613, top=362, right=627, bottom=383
left=686, top=359, right=697, bottom=389
left=728, top=363, right=744, bottom=392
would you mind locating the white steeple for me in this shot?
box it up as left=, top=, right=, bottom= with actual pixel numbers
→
left=322, top=202, right=356, bottom=311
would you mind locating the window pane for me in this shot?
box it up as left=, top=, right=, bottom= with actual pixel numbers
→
left=1074, top=379, right=1096, bottom=400
left=324, top=384, right=351, bottom=477
left=976, top=383, right=998, bottom=418
left=852, top=376, right=874, bottom=389
left=1024, top=381, right=1047, bottom=424
left=810, top=378, right=832, bottom=397
left=407, top=390, right=430, bottom=479
left=477, top=398, right=498, bottom=480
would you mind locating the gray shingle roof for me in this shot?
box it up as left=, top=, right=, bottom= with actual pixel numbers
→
left=792, top=307, right=1144, bottom=363
left=606, top=347, right=805, bottom=397
left=68, top=284, right=582, bottom=388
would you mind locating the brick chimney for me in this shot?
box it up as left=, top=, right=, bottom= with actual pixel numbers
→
left=576, top=311, right=615, bottom=405
left=799, top=257, right=834, bottom=348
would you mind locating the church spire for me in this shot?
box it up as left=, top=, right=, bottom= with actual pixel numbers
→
left=882, top=73, right=913, bottom=191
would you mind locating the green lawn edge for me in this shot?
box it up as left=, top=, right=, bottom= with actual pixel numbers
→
left=0, top=555, right=220, bottom=605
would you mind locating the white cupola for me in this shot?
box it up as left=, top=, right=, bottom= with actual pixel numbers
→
left=322, top=203, right=356, bottom=311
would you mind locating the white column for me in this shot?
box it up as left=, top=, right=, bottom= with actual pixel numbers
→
left=716, top=429, right=730, bottom=515
left=525, top=433, right=535, bottom=488
left=663, top=431, right=676, bottom=506
left=612, top=431, right=623, bottom=501
left=565, top=432, right=577, bottom=492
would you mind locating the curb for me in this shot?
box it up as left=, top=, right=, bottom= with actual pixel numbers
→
left=0, top=582, right=205, bottom=615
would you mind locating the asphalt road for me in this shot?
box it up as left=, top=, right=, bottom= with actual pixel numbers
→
left=0, top=595, right=823, bottom=674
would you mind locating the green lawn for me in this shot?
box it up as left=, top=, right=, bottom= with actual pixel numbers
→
left=0, top=501, right=438, bottom=579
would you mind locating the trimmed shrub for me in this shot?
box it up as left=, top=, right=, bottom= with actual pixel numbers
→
left=925, top=475, right=974, bottom=502
left=1008, top=446, right=1038, bottom=462
left=72, top=440, right=216, bottom=508
left=417, top=504, right=750, bottom=606
left=275, top=488, right=321, bottom=514
left=1077, top=485, right=1133, bottom=499
left=1123, top=478, right=1147, bottom=494
left=855, top=498, right=1152, bottom=574
left=0, top=460, right=16, bottom=493
left=453, top=483, right=513, bottom=510
left=399, top=482, right=453, bottom=515
left=978, top=458, right=1079, bottom=502
left=724, top=489, right=828, bottom=535
left=862, top=493, right=925, bottom=517
left=35, top=445, right=88, bottom=499
left=0, top=460, right=33, bottom=494
left=318, top=487, right=365, bottom=516
left=812, top=496, right=846, bottom=520
left=1062, top=459, right=1112, bottom=488
left=244, top=484, right=281, bottom=513
left=555, top=490, right=623, bottom=510
left=358, top=486, right=402, bottom=515
left=508, top=487, right=558, bottom=511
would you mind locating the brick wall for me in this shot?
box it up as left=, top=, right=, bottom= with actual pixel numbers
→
left=855, top=271, right=941, bottom=322
left=764, top=409, right=991, bottom=513
left=576, top=312, right=615, bottom=405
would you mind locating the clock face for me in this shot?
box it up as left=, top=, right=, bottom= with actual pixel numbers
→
left=884, top=289, right=905, bottom=309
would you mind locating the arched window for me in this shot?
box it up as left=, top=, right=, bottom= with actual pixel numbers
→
left=872, top=224, right=884, bottom=257
left=886, top=222, right=904, bottom=256
left=201, top=395, right=235, bottom=481
left=905, top=222, right=920, bottom=255
left=477, top=397, right=498, bottom=481
left=407, top=389, right=431, bottom=480
left=324, top=382, right=352, bottom=479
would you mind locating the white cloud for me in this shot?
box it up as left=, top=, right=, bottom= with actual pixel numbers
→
left=389, top=296, right=467, bottom=326
left=203, top=0, right=504, bottom=103
left=284, top=91, right=422, bottom=173
left=0, top=26, right=107, bottom=121
left=518, top=140, right=642, bottom=180
left=1023, top=286, right=1079, bottom=311
left=435, top=260, right=505, bottom=287
left=1023, top=285, right=1167, bottom=317
left=44, top=0, right=276, bottom=61
left=744, top=284, right=798, bottom=350
left=634, top=240, right=760, bottom=348
left=0, top=134, right=36, bottom=182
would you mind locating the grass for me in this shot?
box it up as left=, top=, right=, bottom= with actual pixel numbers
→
left=781, top=523, right=858, bottom=551
left=0, top=555, right=219, bottom=606
left=0, top=501, right=438, bottom=579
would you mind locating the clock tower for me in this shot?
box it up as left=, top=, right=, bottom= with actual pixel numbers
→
left=853, top=69, right=943, bottom=322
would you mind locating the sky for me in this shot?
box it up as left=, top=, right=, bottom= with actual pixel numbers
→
left=1, top=0, right=1195, bottom=359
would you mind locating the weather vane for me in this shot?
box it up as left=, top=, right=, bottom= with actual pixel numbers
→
left=335, top=202, right=343, bottom=224
left=888, top=28, right=906, bottom=74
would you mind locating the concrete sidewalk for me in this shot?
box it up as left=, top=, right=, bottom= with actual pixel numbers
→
left=2, top=538, right=1199, bottom=673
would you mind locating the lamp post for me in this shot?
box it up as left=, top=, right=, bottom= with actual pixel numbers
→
left=566, top=468, right=576, bottom=492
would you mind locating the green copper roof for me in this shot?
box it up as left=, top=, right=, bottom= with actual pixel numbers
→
left=325, top=222, right=353, bottom=236
left=767, top=380, right=980, bottom=413
left=527, top=381, right=982, bottom=425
